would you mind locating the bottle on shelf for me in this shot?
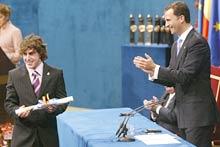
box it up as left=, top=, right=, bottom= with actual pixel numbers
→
left=145, top=14, right=153, bottom=45
left=153, top=15, right=161, bottom=44
left=129, top=14, right=137, bottom=45
left=137, top=14, right=145, bottom=45
left=160, top=16, right=166, bottom=44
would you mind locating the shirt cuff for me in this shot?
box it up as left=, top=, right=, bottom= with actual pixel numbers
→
left=151, top=112, right=157, bottom=121
left=156, top=105, right=162, bottom=114
left=148, top=64, right=160, bottom=80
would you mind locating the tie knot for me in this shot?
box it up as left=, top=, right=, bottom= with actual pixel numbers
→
left=32, top=71, right=40, bottom=79
left=177, top=38, right=183, bottom=45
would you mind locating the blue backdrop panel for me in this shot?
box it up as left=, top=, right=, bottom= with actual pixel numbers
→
left=122, top=44, right=170, bottom=116
left=1, top=0, right=196, bottom=109
left=0, top=0, right=39, bottom=36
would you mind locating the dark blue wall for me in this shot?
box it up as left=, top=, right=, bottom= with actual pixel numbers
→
left=1, top=0, right=196, bottom=108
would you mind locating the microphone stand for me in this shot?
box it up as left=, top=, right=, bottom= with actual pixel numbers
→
left=115, top=105, right=145, bottom=142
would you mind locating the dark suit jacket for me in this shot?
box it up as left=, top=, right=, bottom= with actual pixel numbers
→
left=154, top=93, right=178, bottom=134
left=154, top=28, right=220, bottom=128
left=4, top=63, right=67, bottom=147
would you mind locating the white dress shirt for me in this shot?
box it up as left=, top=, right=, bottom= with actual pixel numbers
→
left=26, top=62, right=43, bottom=86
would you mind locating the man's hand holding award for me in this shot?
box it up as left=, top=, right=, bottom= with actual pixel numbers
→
left=15, top=94, right=74, bottom=117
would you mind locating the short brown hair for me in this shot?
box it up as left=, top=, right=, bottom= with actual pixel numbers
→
left=0, top=3, right=11, bottom=18
left=165, top=1, right=190, bottom=23
left=20, top=34, right=48, bottom=61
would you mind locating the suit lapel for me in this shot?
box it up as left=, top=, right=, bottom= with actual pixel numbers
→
left=38, top=63, right=51, bottom=98
left=166, top=95, right=175, bottom=109
left=159, top=93, right=169, bottom=106
left=171, top=42, right=178, bottom=68
left=20, top=66, right=38, bottom=103
left=176, top=29, right=195, bottom=69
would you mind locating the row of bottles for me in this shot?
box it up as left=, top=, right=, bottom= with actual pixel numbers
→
left=129, top=14, right=174, bottom=46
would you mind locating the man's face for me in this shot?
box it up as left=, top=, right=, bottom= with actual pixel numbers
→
left=23, top=48, right=42, bottom=69
left=164, top=9, right=182, bottom=35
left=165, top=86, right=175, bottom=94
left=0, top=13, right=8, bottom=28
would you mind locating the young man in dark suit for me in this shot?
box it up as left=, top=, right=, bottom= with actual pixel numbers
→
left=144, top=86, right=178, bottom=134
left=4, top=34, right=68, bottom=147
left=133, top=1, right=219, bottom=147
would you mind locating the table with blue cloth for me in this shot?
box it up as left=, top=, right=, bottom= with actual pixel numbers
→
left=57, top=108, right=195, bottom=147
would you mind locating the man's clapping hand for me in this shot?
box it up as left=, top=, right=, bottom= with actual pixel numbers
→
left=143, top=96, right=160, bottom=113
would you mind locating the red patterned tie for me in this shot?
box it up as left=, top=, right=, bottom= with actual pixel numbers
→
left=32, top=71, right=40, bottom=96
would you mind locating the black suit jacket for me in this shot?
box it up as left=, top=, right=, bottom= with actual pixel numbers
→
left=155, top=29, right=220, bottom=128
left=4, top=63, right=67, bottom=147
left=154, top=93, right=178, bottom=134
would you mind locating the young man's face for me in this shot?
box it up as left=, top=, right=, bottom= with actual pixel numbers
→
left=164, top=8, right=183, bottom=35
left=0, top=13, right=8, bottom=28
left=23, top=48, right=42, bottom=69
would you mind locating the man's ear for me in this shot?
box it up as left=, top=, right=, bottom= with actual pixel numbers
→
left=180, top=15, right=185, bottom=24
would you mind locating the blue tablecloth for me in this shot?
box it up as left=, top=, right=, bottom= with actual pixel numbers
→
left=57, top=108, right=195, bottom=147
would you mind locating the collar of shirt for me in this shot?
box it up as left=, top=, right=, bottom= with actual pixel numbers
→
left=27, top=62, right=44, bottom=83
left=169, top=93, right=175, bottom=99
left=178, top=25, right=193, bottom=47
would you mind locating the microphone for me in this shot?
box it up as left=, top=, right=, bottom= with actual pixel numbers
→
left=116, top=105, right=145, bottom=136
left=119, top=105, right=145, bottom=116
left=115, top=115, right=127, bottom=136
left=115, top=105, right=146, bottom=142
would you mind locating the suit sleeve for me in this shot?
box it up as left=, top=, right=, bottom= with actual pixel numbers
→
left=4, top=70, right=20, bottom=119
left=157, top=107, right=177, bottom=124
left=50, top=70, right=68, bottom=116
left=55, top=70, right=67, bottom=98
